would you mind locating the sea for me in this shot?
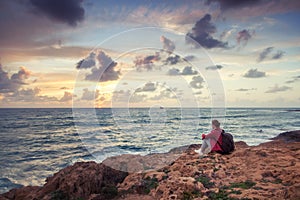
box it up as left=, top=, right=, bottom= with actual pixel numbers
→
left=0, top=107, right=299, bottom=194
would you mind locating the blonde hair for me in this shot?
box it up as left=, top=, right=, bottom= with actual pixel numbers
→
left=212, top=120, right=220, bottom=128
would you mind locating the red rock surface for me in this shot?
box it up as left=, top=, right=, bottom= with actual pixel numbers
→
left=1, top=130, right=300, bottom=200
left=1, top=162, right=128, bottom=200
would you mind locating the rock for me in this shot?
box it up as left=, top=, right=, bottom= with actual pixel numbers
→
left=1, top=186, right=40, bottom=200
left=1, top=130, right=300, bottom=200
left=271, top=130, right=300, bottom=142
left=1, top=162, right=128, bottom=200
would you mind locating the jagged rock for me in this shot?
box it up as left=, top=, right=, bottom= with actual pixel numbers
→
left=271, top=130, right=300, bottom=142
left=1, top=131, right=300, bottom=200
left=1, top=162, right=128, bottom=200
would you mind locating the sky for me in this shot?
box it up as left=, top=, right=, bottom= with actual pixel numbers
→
left=0, top=0, right=299, bottom=108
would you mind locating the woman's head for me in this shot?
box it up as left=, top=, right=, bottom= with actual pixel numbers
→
left=212, top=119, right=220, bottom=129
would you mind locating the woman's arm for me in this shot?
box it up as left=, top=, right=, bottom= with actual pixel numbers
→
left=204, top=130, right=218, bottom=139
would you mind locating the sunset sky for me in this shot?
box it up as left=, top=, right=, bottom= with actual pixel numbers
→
left=0, top=0, right=299, bottom=108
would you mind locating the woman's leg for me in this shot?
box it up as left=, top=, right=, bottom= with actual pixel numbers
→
left=200, top=138, right=211, bottom=154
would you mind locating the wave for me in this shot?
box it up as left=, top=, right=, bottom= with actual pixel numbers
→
left=0, top=178, right=23, bottom=194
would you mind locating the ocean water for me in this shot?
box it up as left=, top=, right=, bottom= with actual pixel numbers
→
left=0, top=107, right=299, bottom=193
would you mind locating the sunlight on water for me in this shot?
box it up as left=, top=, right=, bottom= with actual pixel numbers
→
left=0, top=108, right=299, bottom=193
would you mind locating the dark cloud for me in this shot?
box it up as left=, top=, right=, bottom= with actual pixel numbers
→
left=167, top=66, right=198, bottom=76
left=160, top=36, right=175, bottom=53
left=190, top=75, right=204, bottom=89
left=182, top=66, right=198, bottom=75
left=0, top=65, right=61, bottom=103
left=164, top=55, right=181, bottom=65
left=286, top=75, right=300, bottom=84
left=205, top=0, right=262, bottom=11
left=30, top=0, right=85, bottom=26
left=272, top=50, right=285, bottom=60
left=257, top=47, right=274, bottom=62
left=59, top=91, right=73, bottom=102
left=205, top=65, right=223, bottom=70
left=136, top=82, right=157, bottom=93
left=237, top=29, right=254, bottom=46
left=235, top=88, right=257, bottom=92
left=243, top=69, right=266, bottom=78
left=186, top=14, right=228, bottom=49
left=134, top=52, right=160, bottom=71
left=183, top=55, right=196, bottom=61
left=265, top=85, right=292, bottom=93
left=76, top=52, right=96, bottom=69
left=0, top=65, right=31, bottom=93
left=79, top=51, right=120, bottom=82
left=2, top=87, right=58, bottom=103
left=81, top=88, right=100, bottom=101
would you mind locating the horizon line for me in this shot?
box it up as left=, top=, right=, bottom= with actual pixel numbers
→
left=0, top=107, right=299, bottom=109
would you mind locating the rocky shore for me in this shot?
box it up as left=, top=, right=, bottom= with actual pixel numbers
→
left=1, top=130, right=300, bottom=200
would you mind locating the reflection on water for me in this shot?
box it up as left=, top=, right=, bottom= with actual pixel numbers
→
left=0, top=108, right=299, bottom=193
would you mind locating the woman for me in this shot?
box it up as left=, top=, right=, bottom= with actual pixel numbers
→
left=195, top=119, right=223, bottom=156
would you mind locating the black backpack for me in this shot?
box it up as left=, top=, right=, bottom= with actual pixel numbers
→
left=217, top=130, right=235, bottom=154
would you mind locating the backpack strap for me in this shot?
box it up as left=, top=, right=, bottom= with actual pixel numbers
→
left=216, top=129, right=225, bottom=152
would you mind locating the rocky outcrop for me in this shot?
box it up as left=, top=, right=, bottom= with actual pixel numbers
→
left=1, top=131, right=300, bottom=200
left=1, top=162, right=128, bottom=200
left=271, top=130, right=300, bottom=142
left=117, top=140, right=300, bottom=199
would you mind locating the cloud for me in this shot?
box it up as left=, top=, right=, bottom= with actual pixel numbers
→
left=164, top=55, right=181, bottom=65
left=205, top=65, right=223, bottom=70
left=2, top=87, right=58, bottom=103
left=235, top=88, right=257, bottom=92
left=186, top=14, right=228, bottom=49
left=220, top=28, right=236, bottom=41
left=81, top=88, right=100, bottom=101
left=149, top=89, right=177, bottom=100
left=136, top=82, right=157, bottom=92
left=206, top=0, right=300, bottom=20
left=286, top=75, right=300, bottom=84
left=183, top=55, right=196, bottom=61
left=167, top=68, right=180, bottom=76
left=205, top=0, right=262, bottom=11
left=190, top=75, right=204, bottom=89
left=81, top=51, right=121, bottom=82
left=272, top=50, right=285, bottom=60
left=130, top=93, right=147, bottom=103
left=59, top=91, right=73, bottom=102
left=160, top=36, right=175, bottom=53
left=112, top=89, right=132, bottom=102
left=236, top=29, right=254, bottom=46
left=181, top=66, right=198, bottom=75
left=30, top=0, right=85, bottom=26
left=0, top=65, right=31, bottom=93
left=134, top=52, right=160, bottom=71
left=167, top=66, right=198, bottom=76
left=76, top=52, right=96, bottom=69
left=257, top=47, right=274, bottom=62
left=265, top=85, right=292, bottom=93
left=243, top=69, right=266, bottom=78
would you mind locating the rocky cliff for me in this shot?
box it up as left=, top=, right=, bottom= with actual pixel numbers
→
left=1, top=130, right=299, bottom=200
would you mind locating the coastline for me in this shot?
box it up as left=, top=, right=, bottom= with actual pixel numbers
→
left=1, top=130, right=300, bottom=200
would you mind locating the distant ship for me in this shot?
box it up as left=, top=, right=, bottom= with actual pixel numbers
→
left=160, top=106, right=164, bottom=109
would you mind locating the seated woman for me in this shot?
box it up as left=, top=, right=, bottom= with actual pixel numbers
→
left=195, top=119, right=223, bottom=156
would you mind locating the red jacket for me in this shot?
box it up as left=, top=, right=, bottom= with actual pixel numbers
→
left=203, top=128, right=222, bottom=151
